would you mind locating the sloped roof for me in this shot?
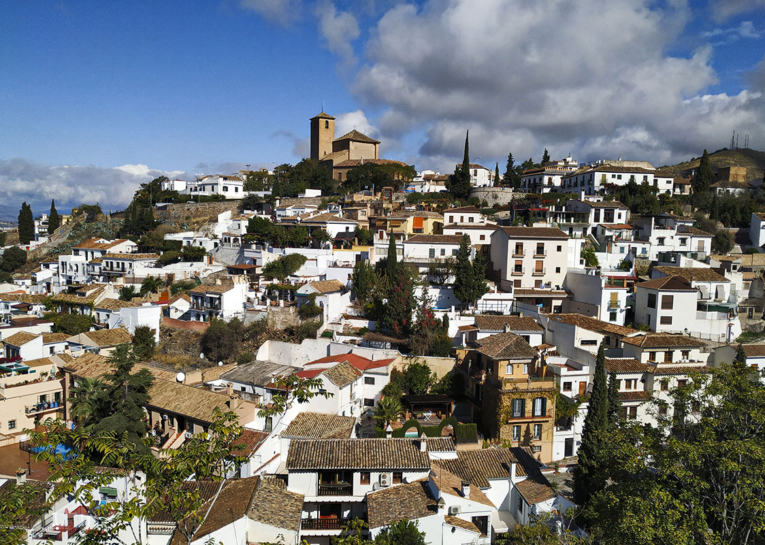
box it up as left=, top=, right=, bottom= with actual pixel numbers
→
left=545, top=313, right=637, bottom=336
left=499, top=226, right=568, bottom=239
left=305, top=353, right=394, bottom=372
left=473, top=332, right=537, bottom=360
left=653, top=266, right=728, bottom=283
left=323, top=360, right=363, bottom=387
left=282, top=412, right=356, bottom=439
left=405, top=235, right=463, bottom=244
left=220, top=361, right=298, bottom=387
left=430, top=464, right=494, bottom=507
left=515, top=474, right=557, bottom=505
left=635, top=275, right=697, bottom=291
left=306, top=279, right=346, bottom=294
left=41, top=333, right=69, bottom=344
left=232, top=429, right=269, bottom=457
left=445, top=206, right=481, bottom=214
left=68, top=327, right=133, bottom=348
left=301, top=212, right=357, bottom=224
left=444, top=515, right=481, bottom=534
left=2, top=331, right=39, bottom=347
left=474, top=315, right=543, bottom=332
left=333, top=158, right=408, bottom=168
left=286, top=438, right=431, bottom=470
left=64, top=352, right=112, bottom=378
left=147, top=380, right=240, bottom=423
left=742, top=344, right=765, bottom=357
left=246, top=477, right=304, bottom=532
left=621, top=333, right=706, bottom=348
left=435, top=448, right=524, bottom=488
left=367, top=479, right=437, bottom=529
left=605, top=358, right=649, bottom=373
left=311, top=111, right=335, bottom=120
left=334, top=129, right=380, bottom=144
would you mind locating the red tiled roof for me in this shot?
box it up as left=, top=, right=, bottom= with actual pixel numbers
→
left=305, top=353, right=394, bottom=371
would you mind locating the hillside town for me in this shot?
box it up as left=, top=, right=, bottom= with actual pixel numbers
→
left=0, top=112, right=763, bottom=545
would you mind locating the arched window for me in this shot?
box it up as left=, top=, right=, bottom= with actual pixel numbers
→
left=325, top=120, right=329, bottom=129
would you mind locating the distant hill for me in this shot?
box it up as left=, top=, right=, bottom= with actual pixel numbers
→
left=660, top=148, right=765, bottom=184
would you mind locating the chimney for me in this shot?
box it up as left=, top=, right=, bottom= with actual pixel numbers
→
left=226, top=382, right=233, bottom=396
left=461, top=480, right=470, bottom=498
left=385, top=423, right=393, bottom=439
left=419, top=432, right=428, bottom=453
left=504, top=324, right=512, bottom=334
left=510, top=461, right=517, bottom=482
left=16, top=468, right=26, bottom=484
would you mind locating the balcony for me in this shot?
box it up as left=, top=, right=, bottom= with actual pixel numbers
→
left=532, top=268, right=546, bottom=276
left=301, top=518, right=355, bottom=530
left=533, top=250, right=547, bottom=258
left=33, top=520, right=86, bottom=542
left=318, top=483, right=353, bottom=496
left=25, top=401, right=62, bottom=415
left=512, top=250, right=525, bottom=257
left=608, top=301, right=621, bottom=309
left=511, top=268, right=525, bottom=276
left=502, top=377, right=556, bottom=391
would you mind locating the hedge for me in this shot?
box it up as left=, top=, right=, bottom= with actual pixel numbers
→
left=454, top=423, right=478, bottom=444
left=376, top=417, right=477, bottom=443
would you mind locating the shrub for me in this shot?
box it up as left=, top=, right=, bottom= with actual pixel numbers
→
left=53, top=313, right=94, bottom=335
left=158, top=251, right=182, bottom=265
left=170, top=279, right=197, bottom=295
left=1, top=246, right=27, bottom=272
left=132, top=325, right=156, bottom=360
left=236, top=352, right=254, bottom=365
left=291, top=320, right=322, bottom=342
left=262, top=254, right=307, bottom=281
left=201, top=318, right=244, bottom=363
left=321, top=330, right=334, bottom=339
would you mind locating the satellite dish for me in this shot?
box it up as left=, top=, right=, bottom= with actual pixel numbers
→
left=218, top=361, right=223, bottom=367
left=199, top=353, right=205, bottom=360
left=176, top=372, right=186, bottom=383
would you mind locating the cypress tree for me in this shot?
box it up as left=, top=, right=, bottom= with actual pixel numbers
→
left=48, top=200, right=60, bottom=234
left=695, top=149, right=713, bottom=194
left=574, top=342, right=609, bottom=505
left=541, top=148, right=550, bottom=164
left=471, top=251, right=489, bottom=304
left=447, top=131, right=472, bottom=199
left=494, top=163, right=500, bottom=188
left=386, top=235, right=398, bottom=278
left=461, top=130, right=470, bottom=181
left=607, top=371, right=620, bottom=429
left=453, top=234, right=475, bottom=309
left=17, top=202, right=34, bottom=245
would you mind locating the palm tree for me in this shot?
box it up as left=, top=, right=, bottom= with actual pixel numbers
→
left=69, top=378, right=104, bottom=427
left=375, top=396, right=402, bottom=426
left=140, top=275, right=164, bottom=296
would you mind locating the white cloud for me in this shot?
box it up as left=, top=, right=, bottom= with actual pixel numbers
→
left=335, top=110, right=378, bottom=137
left=708, top=0, right=765, bottom=22
left=239, top=0, right=302, bottom=26
left=703, top=20, right=761, bottom=43
left=0, top=159, right=183, bottom=216
left=316, top=1, right=361, bottom=66
left=346, top=0, right=765, bottom=170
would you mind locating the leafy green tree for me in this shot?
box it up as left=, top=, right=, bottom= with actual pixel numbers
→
left=404, top=361, right=434, bottom=395
left=48, top=199, right=60, bottom=234
left=0, top=231, right=6, bottom=246
left=0, top=246, right=26, bottom=272
left=288, top=225, right=309, bottom=247
left=471, top=251, right=489, bottom=302
left=243, top=169, right=271, bottom=191
left=88, top=344, right=155, bottom=453
left=447, top=130, right=472, bottom=199
left=375, top=519, right=427, bottom=545
left=132, top=325, right=156, bottom=360
left=140, top=275, right=164, bottom=296
left=311, top=228, right=332, bottom=247
left=180, top=245, right=206, bottom=262
left=712, top=230, right=734, bottom=254
left=119, top=285, right=137, bottom=301
left=588, top=362, right=765, bottom=544
left=262, top=254, right=307, bottom=281
left=385, top=236, right=398, bottom=277
left=355, top=227, right=373, bottom=245
left=257, top=374, right=333, bottom=419
left=541, top=148, right=550, bottom=164
left=453, top=234, right=487, bottom=309
left=0, top=272, right=12, bottom=284
left=692, top=149, right=714, bottom=211
left=52, top=313, right=94, bottom=335
left=574, top=342, right=609, bottom=506
left=201, top=318, right=244, bottom=363
left=375, top=395, right=402, bottom=426
left=581, top=245, right=599, bottom=267
left=158, top=250, right=182, bottom=265
left=17, top=202, right=34, bottom=245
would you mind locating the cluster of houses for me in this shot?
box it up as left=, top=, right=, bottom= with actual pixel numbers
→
left=1, top=127, right=765, bottom=542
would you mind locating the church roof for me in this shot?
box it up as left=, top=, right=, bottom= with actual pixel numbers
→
left=311, top=111, right=335, bottom=120
left=334, top=129, right=380, bottom=144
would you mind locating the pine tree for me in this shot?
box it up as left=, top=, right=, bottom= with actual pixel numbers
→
left=453, top=234, right=475, bottom=309
left=17, top=202, right=34, bottom=245
left=48, top=199, right=60, bottom=234
left=542, top=148, right=550, bottom=164
left=503, top=153, right=515, bottom=186
left=494, top=163, right=500, bottom=188
left=574, top=342, right=609, bottom=505
left=607, top=371, right=620, bottom=429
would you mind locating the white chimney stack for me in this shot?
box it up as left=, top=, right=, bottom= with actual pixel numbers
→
left=510, top=461, right=517, bottom=482
left=16, top=468, right=26, bottom=484
left=461, top=480, right=470, bottom=498
left=419, top=432, right=428, bottom=453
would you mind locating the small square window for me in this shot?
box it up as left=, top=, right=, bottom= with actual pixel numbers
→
left=360, top=472, right=371, bottom=485
left=555, top=267, right=561, bottom=273
left=8, top=420, right=16, bottom=430
left=562, top=382, right=572, bottom=391
left=364, top=377, right=375, bottom=385
left=557, top=245, right=562, bottom=252
left=392, top=472, right=403, bottom=484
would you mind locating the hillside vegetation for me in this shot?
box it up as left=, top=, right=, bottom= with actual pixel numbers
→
left=661, top=148, right=765, bottom=182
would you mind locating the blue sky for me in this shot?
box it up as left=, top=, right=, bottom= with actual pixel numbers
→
left=1, top=0, right=765, bottom=215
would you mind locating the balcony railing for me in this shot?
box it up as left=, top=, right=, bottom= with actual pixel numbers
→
left=502, top=377, right=556, bottom=391
left=512, top=250, right=525, bottom=257
left=302, top=518, right=355, bottom=530
left=512, top=268, right=525, bottom=276
left=25, top=401, right=62, bottom=415
left=532, top=268, right=546, bottom=276
left=608, top=301, right=621, bottom=309
left=534, top=250, right=547, bottom=257
left=318, top=483, right=353, bottom=496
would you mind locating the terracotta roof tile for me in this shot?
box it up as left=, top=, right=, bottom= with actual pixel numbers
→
left=322, top=360, right=363, bottom=388
left=41, top=333, right=69, bottom=344
left=68, top=327, right=133, bottom=348
left=444, top=516, right=481, bottom=534
left=147, top=380, right=247, bottom=423
left=445, top=206, right=481, bottom=214
left=605, top=358, right=650, bottom=373
left=286, top=438, right=431, bottom=470
left=333, top=158, right=408, bottom=168
left=430, top=464, right=495, bottom=507
left=2, top=331, right=39, bottom=347
left=334, top=129, right=381, bottom=144
left=473, top=332, right=538, bottom=360
left=621, top=334, right=705, bottom=348
left=653, top=266, right=728, bottom=283
left=367, top=480, right=437, bottom=529
left=246, top=476, right=304, bottom=532
left=619, top=391, right=651, bottom=402
left=282, top=412, right=356, bottom=439
left=499, top=226, right=568, bottom=239
left=742, top=344, right=765, bottom=357
left=515, top=474, right=557, bottom=505
left=306, top=279, right=346, bottom=294
left=649, top=364, right=712, bottom=375
left=474, top=315, right=543, bottom=332
left=636, top=275, right=697, bottom=291
left=435, top=449, right=523, bottom=488
left=405, top=235, right=463, bottom=244
left=545, top=313, right=637, bottom=336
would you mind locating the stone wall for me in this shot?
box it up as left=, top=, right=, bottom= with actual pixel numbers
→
left=469, top=187, right=515, bottom=207
left=155, top=201, right=241, bottom=226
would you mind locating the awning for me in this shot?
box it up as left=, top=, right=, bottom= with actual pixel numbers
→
left=492, top=510, right=517, bottom=533
left=100, top=487, right=117, bottom=497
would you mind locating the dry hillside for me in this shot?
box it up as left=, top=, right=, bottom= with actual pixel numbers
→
left=660, top=148, right=765, bottom=183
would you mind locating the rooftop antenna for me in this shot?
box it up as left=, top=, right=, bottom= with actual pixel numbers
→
left=322, top=100, right=325, bottom=113
left=731, top=130, right=736, bottom=150
left=737, top=133, right=740, bottom=149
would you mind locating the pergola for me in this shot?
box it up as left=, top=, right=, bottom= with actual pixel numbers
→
left=402, top=394, right=454, bottom=419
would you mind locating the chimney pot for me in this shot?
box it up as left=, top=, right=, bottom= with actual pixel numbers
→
left=419, top=432, right=428, bottom=453
left=16, top=469, right=26, bottom=484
